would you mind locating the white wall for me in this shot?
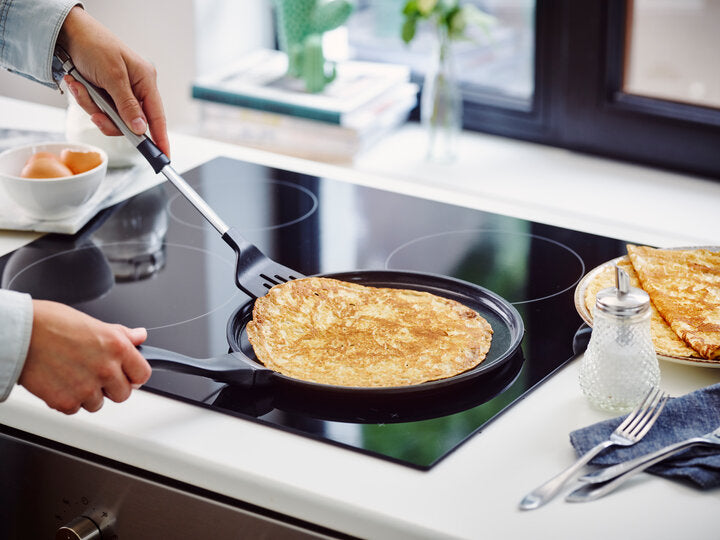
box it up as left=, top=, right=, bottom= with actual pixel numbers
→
left=0, top=0, right=274, bottom=130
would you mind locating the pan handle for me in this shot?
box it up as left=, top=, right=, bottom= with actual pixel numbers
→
left=138, top=345, right=273, bottom=387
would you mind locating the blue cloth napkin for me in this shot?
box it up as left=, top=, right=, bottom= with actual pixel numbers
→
left=570, top=383, right=720, bottom=489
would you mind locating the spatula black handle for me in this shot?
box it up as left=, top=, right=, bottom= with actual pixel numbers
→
left=137, top=138, right=171, bottom=173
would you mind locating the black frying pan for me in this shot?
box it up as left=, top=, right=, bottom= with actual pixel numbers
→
left=140, top=270, right=524, bottom=398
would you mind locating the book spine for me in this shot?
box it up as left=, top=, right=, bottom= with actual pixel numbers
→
left=191, top=86, right=342, bottom=125
left=201, top=103, right=359, bottom=140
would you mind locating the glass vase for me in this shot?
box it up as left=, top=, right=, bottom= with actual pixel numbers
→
left=421, top=26, right=462, bottom=163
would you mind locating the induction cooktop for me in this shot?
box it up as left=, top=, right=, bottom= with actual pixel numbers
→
left=0, top=157, right=628, bottom=469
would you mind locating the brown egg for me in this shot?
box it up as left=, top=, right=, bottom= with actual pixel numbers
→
left=60, top=149, right=103, bottom=174
left=26, top=151, right=62, bottom=164
left=20, top=157, right=73, bottom=179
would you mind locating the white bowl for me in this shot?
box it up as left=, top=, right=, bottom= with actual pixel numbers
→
left=0, top=141, right=108, bottom=220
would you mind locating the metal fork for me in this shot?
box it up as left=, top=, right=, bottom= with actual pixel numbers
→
left=518, top=386, right=669, bottom=510
left=566, top=424, right=720, bottom=502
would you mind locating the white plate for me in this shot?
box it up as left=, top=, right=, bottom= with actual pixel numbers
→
left=574, top=247, right=720, bottom=368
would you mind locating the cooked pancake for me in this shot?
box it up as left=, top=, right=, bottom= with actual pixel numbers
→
left=584, top=256, right=700, bottom=359
left=246, top=277, right=493, bottom=387
left=627, top=245, right=720, bottom=360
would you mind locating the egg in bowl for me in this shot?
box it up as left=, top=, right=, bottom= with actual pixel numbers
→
left=0, top=141, right=108, bottom=220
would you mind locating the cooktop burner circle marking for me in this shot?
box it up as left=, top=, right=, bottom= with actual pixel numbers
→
left=166, top=178, right=319, bottom=232
left=3, top=242, right=243, bottom=331
left=385, top=228, right=586, bottom=304
left=143, top=244, right=243, bottom=331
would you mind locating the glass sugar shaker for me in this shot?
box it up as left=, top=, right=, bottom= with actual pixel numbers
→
left=578, top=265, right=660, bottom=412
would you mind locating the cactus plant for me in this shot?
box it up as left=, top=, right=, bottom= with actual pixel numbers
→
left=272, top=0, right=354, bottom=93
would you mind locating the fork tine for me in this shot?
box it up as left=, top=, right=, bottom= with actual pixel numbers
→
left=622, top=387, right=661, bottom=432
left=618, top=387, right=668, bottom=441
left=615, top=386, right=657, bottom=432
left=627, top=388, right=665, bottom=434
left=633, top=391, right=668, bottom=439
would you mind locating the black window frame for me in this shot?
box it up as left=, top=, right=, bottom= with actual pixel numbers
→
left=460, top=0, right=720, bottom=180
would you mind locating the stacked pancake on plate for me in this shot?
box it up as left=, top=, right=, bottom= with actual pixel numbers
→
left=247, top=277, right=493, bottom=387
left=584, top=245, right=720, bottom=361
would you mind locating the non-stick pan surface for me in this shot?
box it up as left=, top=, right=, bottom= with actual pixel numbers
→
left=143, top=269, right=524, bottom=399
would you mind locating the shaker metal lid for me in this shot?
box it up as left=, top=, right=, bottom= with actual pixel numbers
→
left=595, top=265, right=650, bottom=316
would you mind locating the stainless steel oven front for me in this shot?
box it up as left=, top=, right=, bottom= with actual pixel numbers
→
left=0, top=427, right=348, bottom=540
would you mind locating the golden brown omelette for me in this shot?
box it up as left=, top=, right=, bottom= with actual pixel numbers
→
left=626, top=245, right=720, bottom=360
left=246, top=277, right=493, bottom=387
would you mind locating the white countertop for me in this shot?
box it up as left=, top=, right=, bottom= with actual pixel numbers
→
left=1, top=96, right=719, bottom=539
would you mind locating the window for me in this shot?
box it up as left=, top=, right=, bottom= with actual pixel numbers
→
left=624, top=0, right=720, bottom=109
left=344, top=0, right=720, bottom=180
left=346, top=0, right=535, bottom=110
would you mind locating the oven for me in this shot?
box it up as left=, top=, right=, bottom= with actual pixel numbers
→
left=0, top=426, right=349, bottom=539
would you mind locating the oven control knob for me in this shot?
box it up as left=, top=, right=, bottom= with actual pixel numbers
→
left=55, top=516, right=102, bottom=540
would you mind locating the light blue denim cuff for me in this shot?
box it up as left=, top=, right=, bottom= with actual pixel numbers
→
left=0, top=0, right=83, bottom=88
left=0, top=290, right=33, bottom=402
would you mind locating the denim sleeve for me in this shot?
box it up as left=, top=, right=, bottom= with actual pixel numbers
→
left=0, top=290, right=33, bottom=402
left=0, top=0, right=83, bottom=88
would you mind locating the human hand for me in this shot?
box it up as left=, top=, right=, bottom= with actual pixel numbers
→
left=19, top=300, right=152, bottom=414
left=57, top=6, right=170, bottom=156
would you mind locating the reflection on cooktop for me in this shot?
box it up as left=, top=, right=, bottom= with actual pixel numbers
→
left=0, top=156, right=629, bottom=469
left=93, top=185, right=169, bottom=282
left=3, top=240, right=242, bottom=331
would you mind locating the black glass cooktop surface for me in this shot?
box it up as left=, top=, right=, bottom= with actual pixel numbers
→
left=0, top=157, right=628, bottom=469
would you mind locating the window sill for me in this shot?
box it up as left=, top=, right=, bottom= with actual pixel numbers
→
left=343, top=122, right=719, bottom=248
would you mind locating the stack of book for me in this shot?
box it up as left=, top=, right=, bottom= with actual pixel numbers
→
left=191, top=49, right=418, bottom=162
